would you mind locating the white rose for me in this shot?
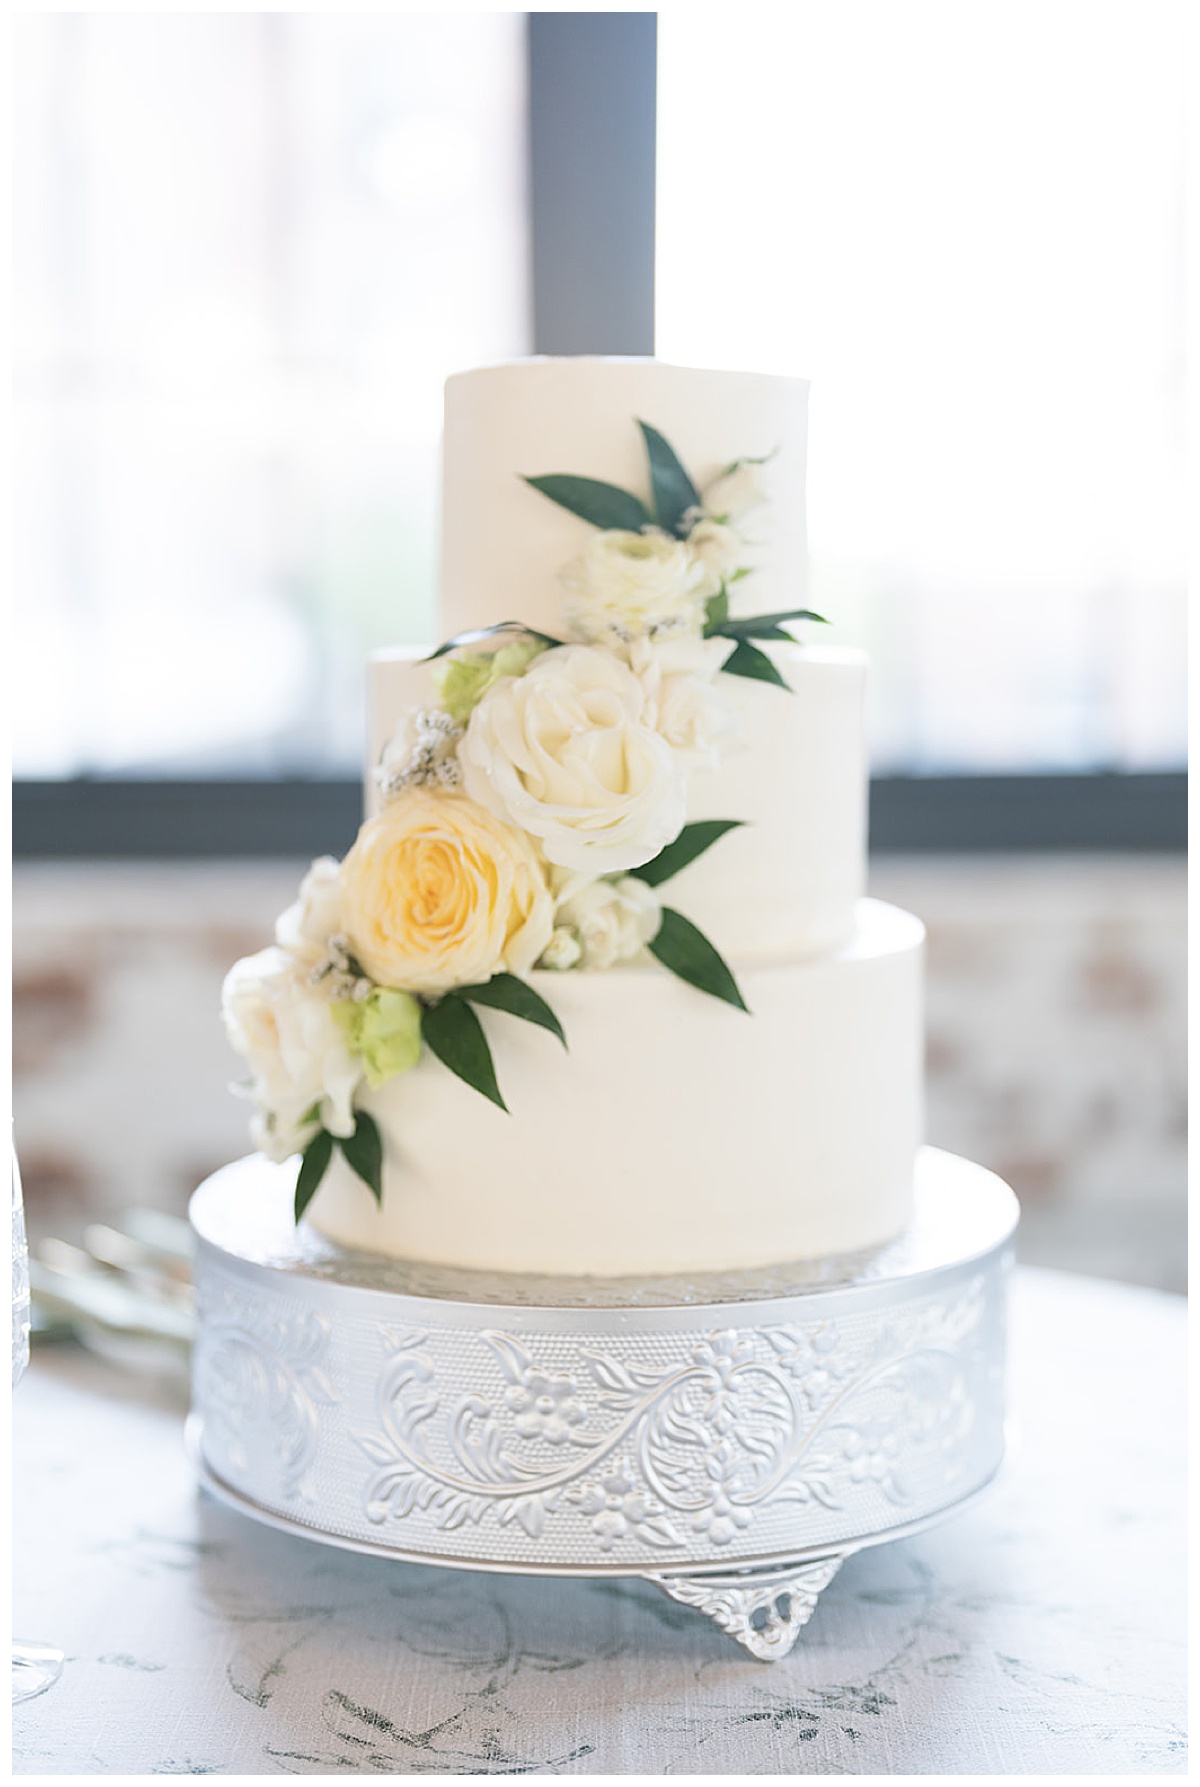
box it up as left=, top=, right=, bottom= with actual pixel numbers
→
left=274, top=857, right=344, bottom=967
left=222, top=946, right=361, bottom=1159
left=551, top=871, right=662, bottom=971
left=458, top=645, right=687, bottom=874
left=686, top=517, right=744, bottom=591
left=702, top=459, right=768, bottom=523
left=560, top=528, right=710, bottom=644
left=628, top=634, right=742, bottom=771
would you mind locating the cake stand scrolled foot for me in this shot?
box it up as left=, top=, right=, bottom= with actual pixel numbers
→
left=645, top=1553, right=847, bottom=1661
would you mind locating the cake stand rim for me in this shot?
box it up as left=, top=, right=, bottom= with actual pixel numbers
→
left=188, top=1144, right=1018, bottom=1320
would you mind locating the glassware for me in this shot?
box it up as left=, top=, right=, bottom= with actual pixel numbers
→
left=12, top=1146, right=64, bottom=1704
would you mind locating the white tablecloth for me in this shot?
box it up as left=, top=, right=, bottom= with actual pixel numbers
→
left=13, top=1267, right=1186, bottom=1775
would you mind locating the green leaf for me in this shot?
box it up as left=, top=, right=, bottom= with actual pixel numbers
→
left=719, top=639, right=792, bottom=690
left=649, top=908, right=749, bottom=1012
left=711, top=606, right=828, bottom=639
left=704, top=587, right=730, bottom=629
left=522, top=474, right=651, bottom=533
left=456, top=973, right=567, bottom=1048
left=425, top=621, right=563, bottom=663
left=338, top=1110, right=384, bottom=1205
left=629, top=820, right=746, bottom=888
left=706, top=619, right=797, bottom=642
left=718, top=446, right=780, bottom=476
left=422, top=995, right=508, bottom=1111
left=294, top=1129, right=334, bottom=1223
left=638, top=419, right=700, bottom=535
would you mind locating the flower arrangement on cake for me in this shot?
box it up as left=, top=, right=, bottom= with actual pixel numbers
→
left=223, top=421, right=823, bottom=1218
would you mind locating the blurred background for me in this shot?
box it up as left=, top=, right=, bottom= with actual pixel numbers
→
left=12, top=9, right=1185, bottom=1290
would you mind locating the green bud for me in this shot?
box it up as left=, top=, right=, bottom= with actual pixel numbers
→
left=333, top=988, right=422, bottom=1089
left=431, top=639, right=547, bottom=724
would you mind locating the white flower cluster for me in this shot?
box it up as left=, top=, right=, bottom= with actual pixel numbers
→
left=350, top=456, right=768, bottom=974
left=308, top=933, right=373, bottom=1003
left=542, top=870, right=662, bottom=972
left=372, top=636, right=742, bottom=888
left=376, top=708, right=463, bottom=797
left=558, top=459, right=767, bottom=648
left=560, top=530, right=710, bottom=646
left=222, top=430, right=768, bottom=1175
left=362, top=631, right=736, bottom=972
left=223, top=858, right=369, bottom=1162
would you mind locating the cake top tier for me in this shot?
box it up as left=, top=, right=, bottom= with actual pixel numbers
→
left=439, top=357, right=809, bottom=640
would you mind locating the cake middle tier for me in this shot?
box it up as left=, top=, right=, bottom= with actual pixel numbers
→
left=306, top=898, right=924, bottom=1277
left=368, top=640, right=866, bottom=959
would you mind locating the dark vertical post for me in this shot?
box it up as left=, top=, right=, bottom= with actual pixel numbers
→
left=528, top=12, right=656, bottom=355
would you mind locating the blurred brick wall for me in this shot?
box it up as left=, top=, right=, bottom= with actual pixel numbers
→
left=12, top=856, right=1185, bottom=1292
left=871, top=857, right=1185, bottom=1293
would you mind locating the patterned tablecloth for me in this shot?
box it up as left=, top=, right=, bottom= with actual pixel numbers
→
left=12, top=1267, right=1186, bottom=1776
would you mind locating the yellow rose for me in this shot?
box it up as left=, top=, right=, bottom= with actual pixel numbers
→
left=340, top=788, right=554, bottom=995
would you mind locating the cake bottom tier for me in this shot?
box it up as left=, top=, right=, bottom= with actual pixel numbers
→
left=308, top=899, right=924, bottom=1277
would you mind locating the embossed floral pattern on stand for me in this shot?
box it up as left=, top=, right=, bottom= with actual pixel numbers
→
left=351, top=1278, right=988, bottom=1558
left=194, top=1270, right=338, bottom=1503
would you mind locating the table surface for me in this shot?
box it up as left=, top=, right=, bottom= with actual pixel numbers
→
left=13, top=1266, right=1187, bottom=1777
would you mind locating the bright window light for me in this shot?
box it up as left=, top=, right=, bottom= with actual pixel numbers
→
left=14, top=13, right=529, bottom=777
left=657, top=0, right=1185, bottom=771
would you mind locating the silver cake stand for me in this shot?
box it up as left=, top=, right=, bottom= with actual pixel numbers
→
left=187, top=1146, right=1016, bottom=1660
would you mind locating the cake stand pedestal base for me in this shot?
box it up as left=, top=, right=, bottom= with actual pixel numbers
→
left=649, top=1555, right=858, bottom=1660
left=188, top=1147, right=1016, bottom=1660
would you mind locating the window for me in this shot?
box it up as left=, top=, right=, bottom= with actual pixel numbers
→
left=657, top=0, right=1185, bottom=772
left=13, top=10, right=1183, bottom=856
left=14, top=12, right=529, bottom=778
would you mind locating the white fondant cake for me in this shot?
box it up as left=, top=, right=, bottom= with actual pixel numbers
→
left=440, top=359, right=809, bottom=639
left=313, top=899, right=922, bottom=1274
left=223, top=357, right=928, bottom=1278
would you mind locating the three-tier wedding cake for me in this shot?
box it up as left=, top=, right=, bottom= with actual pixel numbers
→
left=223, top=358, right=925, bottom=1279
left=197, top=359, right=1015, bottom=1653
